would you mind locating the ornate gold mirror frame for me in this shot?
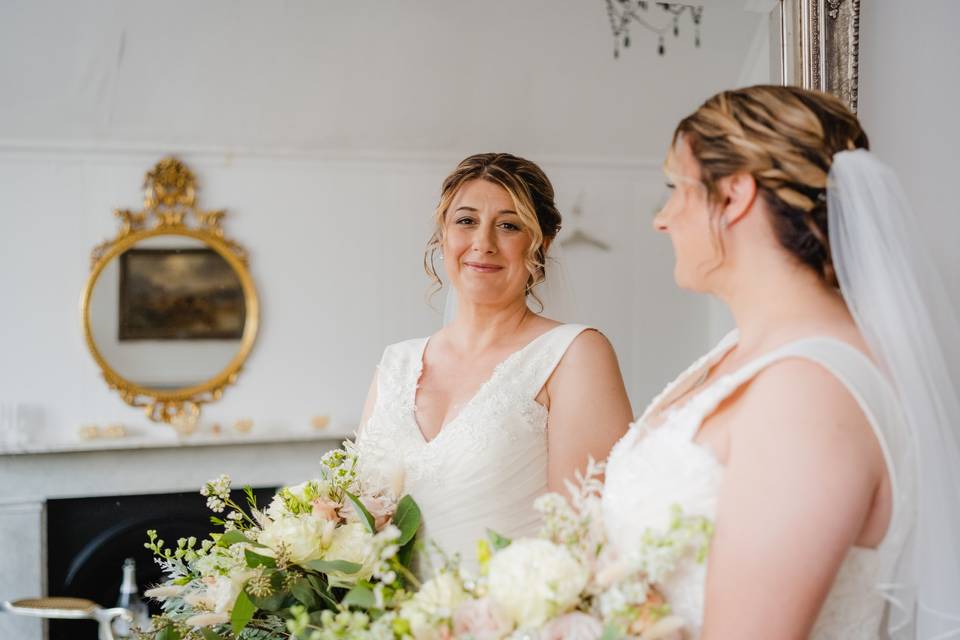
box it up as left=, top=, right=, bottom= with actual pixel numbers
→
left=81, top=158, right=260, bottom=426
left=773, top=0, right=861, bottom=112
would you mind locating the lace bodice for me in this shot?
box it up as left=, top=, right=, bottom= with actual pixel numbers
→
left=356, top=324, right=592, bottom=572
left=602, top=331, right=916, bottom=639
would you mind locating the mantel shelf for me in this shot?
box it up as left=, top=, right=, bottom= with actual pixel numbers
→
left=0, top=426, right=353, bottom=457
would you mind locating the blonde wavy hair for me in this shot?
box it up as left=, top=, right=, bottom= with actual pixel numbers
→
left=674, top=84, right=869, bottom=286
left=424, top=153, right=562, bottom=308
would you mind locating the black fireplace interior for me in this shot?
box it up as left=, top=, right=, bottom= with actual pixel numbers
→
left=46, top=486, right=276, bottom=640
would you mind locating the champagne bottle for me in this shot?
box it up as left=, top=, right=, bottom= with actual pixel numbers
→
left=111, top=558, right=150, bottom=638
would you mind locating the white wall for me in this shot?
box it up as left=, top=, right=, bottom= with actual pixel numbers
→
left=0, top=1, right=772, bottom=444
left=0, top=149, right=708, bottom=442
left=859, top=1, right=960, bottom=300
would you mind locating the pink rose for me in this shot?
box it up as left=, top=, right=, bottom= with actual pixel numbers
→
left=452, top=598, right=513, bottom=640
left=539, top=612, right=603, bottom=640
left=311, top=497, right=341, bottom=522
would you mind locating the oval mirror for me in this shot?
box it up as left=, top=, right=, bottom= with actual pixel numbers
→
left=81, top=158, right=259, bottom=427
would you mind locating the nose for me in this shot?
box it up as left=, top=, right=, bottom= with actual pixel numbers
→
left=652, top=206, right=669, bottom=233
left=473, top=223, right=498, bottom=254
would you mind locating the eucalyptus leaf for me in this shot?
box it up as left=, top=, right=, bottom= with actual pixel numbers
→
left=230, top=590, right=257, bottom=636
left=341, top=584, right=376, bottom=609
left=244, top=548, right=276, bottom=569
left=290, top=577, right=321, bottom=609
left=343, top=490, right=376, bottom=534
left=217, top=529, right=264, bottom=548
left=392, top=495, right=421, bottom=546
left=304, top=558, right=363, bottom=574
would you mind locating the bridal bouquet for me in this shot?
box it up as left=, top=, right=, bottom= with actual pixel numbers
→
left=296, top=459, right=713, bottom=640
left=138, top=442, right=421, bottom=640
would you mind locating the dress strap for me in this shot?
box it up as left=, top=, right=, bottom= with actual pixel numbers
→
left=374, top=337, right=428, bottom=415
left=520, top=324, right=594, bottom=397
left=684, top=337, right=912, bottom=509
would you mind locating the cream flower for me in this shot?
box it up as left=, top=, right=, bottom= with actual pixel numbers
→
left=324, top=522, right=377, bottom=587
left=487, top=539, right=588, bottom=628
left=400, top=573, right=467, bottom=640
left=257, top=514, right=335, bottom=564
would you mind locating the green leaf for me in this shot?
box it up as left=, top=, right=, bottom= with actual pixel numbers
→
left=199, top=629, right=224, bottom=640
left=486, top=529, right=512, bottom=550
left=305, top=574, right=340, bottom=610
left=217, top=529, right=261, bottom=548
left=156, top=626, right=182, bottom=640
left=341, top=585, right=376, bottom=609
left=600, top=625, right=621, bottom=640
left=244, top=548, right=276, bottom=569
left=397, top=538, right=416, bottom=570
left=343, top=490, right=376, bottom=534
left=230, top=590, right=257, bottom=635
left=303, top=558, right=363, bottom=574
left=391, top=495, right=421, bottom=546
left=290, top=577, right=321, bottom=609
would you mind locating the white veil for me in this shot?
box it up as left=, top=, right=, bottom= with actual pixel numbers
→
left=829, top=149, right=960, bottom=639
left=442, top=240, right=579, bottom=326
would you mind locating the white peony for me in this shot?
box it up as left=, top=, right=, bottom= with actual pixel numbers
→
left=399, top=572, right=467, bottom=640
left=487, top=538, right=588, bottom=628
left=324, top=522, right=377, bottom=587
left=257, top=514, right=335, bottom=564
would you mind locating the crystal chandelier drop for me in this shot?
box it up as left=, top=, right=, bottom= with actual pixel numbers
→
left=605, top=1, right=704, bottom=58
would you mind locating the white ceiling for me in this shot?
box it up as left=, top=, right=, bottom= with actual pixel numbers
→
left=0, top=0, right=767, bottom=159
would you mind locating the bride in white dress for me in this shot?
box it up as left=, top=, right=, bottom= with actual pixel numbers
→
left=603, top=86, right=960, bottom=638
left=356, top=152, right=633, bottom=570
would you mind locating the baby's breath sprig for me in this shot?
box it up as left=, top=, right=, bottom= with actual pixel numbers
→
left=199, top=474, right=259, bottom=530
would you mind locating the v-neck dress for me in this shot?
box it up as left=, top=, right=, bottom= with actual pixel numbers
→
left=602, top=330, right=916, bottom=638
left=355, top=324, right=592, bottom=573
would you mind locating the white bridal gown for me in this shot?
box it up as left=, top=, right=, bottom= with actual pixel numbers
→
left=356, top=323, right=592, bottom=572
left=602, top=331, right=916, bottom=639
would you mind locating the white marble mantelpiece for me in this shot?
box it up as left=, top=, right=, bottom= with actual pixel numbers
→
left=0, top=431, right=345, bottom=640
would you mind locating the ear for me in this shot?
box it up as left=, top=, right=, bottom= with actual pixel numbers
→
left=718, top=172, right=758, bottom=228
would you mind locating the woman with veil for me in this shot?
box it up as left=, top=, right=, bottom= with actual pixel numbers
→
left=601, top=85, right=960, bottom=638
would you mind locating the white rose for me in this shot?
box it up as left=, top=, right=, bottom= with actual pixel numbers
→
left=257, top=514, right=335, bottom=564
left=487, top=539, right=588, bottom=628
left=400, top=573, right=467, bottom=640
left=324, top=522, right=377, bottom=587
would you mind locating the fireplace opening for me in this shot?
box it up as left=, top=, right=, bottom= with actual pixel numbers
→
left=45, top=486, right=276, bottom=640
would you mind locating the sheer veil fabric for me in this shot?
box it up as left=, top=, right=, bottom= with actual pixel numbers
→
left=829, top=150, right=960, bottom=638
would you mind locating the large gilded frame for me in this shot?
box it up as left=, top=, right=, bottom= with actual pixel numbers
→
left=773, top=0, right=862, bottom=112
left=80, top=157, right=260, bottom=426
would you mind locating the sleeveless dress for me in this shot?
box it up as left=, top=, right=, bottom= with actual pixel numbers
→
left=356, top=324, right=593, bottom=572
left=602, top=331, right=917, bottom=639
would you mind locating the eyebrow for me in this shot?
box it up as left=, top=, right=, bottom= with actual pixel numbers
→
left=453, top=206, right=518, bottom=215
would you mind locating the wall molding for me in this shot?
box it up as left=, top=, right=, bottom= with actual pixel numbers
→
left=0, top=138, right=663, bottom=173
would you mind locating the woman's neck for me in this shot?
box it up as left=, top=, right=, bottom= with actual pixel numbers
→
left=716, top=260, right=849, bottom=354
left=445, top=296, right=534, bottom=353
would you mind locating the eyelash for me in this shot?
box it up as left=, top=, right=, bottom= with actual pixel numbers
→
left=665, top=181, right=677, bottom=190
left=455, top=218, right=521, bottom=231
